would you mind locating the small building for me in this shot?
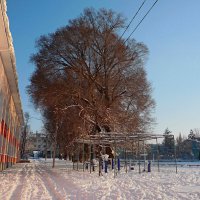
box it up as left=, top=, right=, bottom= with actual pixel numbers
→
left=26, top=132, right=55, bottom=158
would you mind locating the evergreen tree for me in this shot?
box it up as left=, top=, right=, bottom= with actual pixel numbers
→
left=188, top=130, right=196, bottom=140
left=162, top=128, right=174, bottom=158
left=176, top=133, right=183, bottom=158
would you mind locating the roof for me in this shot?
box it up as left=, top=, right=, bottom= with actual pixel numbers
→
left=76, top=132, right=167, bottom=145
left=0, top=0, right=24, bottom=125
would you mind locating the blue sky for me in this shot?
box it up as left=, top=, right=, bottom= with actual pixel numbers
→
left=7, top=0, right=200, bottom=137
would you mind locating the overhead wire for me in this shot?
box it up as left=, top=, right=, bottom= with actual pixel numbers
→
left=124, top=0, right=159, bottom=43
left=119, top=0, right=147, bottom=40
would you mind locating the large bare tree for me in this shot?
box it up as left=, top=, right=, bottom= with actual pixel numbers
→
left=28, top=8, right=155, bottom=156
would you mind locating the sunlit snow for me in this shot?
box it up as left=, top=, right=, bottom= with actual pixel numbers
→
left=0, top=159, right=199, bottom=200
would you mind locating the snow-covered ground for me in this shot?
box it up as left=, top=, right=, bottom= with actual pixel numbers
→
left=0, top=159, right=200, bottom=200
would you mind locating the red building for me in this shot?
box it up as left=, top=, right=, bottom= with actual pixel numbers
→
left=0, top=0, right=24, bottom=170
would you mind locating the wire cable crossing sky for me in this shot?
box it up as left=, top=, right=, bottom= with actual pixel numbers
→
left=125, top=0, right=159, bottom=43
left=119, top=0, right=147, bottom=39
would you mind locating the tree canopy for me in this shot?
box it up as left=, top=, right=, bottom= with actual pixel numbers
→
left=27, top=8, right=155, bottom=150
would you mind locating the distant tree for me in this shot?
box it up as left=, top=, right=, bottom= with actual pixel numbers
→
left=164, top=128, right=171, bottom=135
left=20, top=112, right=30, bottom=159
left=189, top=128, right=200, bottom=140
left=188, top=129, right=196, bottom=140
left=176, top=133, right=184, bottom=158
left=176, top=133, right=183, bottom=145
left=181, top=140, right=193, bottom=159
left=193, top=128, right=200, bottom=135
left=194, top=129, right=200, bottom=142
left=162, top=128, right=174, bottom=158
left=43, top=105, right=83, bottom=167
left=26, top=132, right=36, bottom=155
left=186, top=129, right=200, bottom=159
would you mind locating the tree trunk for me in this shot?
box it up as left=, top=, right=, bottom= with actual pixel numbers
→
left=52, top=122, right=58, bottom=168
left=52, top=141, right=56, bottom=168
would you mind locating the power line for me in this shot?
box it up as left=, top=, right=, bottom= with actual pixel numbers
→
left=124, top=0, right=159, bottom=43
left=119, top=0, right=147, bottom=40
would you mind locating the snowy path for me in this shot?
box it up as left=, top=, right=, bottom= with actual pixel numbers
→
left=0, top=160, right=84, bottom=200
left=0, top=159, right=200, bottom=199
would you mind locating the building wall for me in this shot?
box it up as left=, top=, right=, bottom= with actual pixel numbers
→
left=27, top=132, right=54, bottom=158
left=0, top=54, right=22, bottom=170
left=0, top=0, right=24, bottom=170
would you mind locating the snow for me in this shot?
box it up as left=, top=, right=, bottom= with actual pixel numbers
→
left=0, top=159, right=200, bottom=200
